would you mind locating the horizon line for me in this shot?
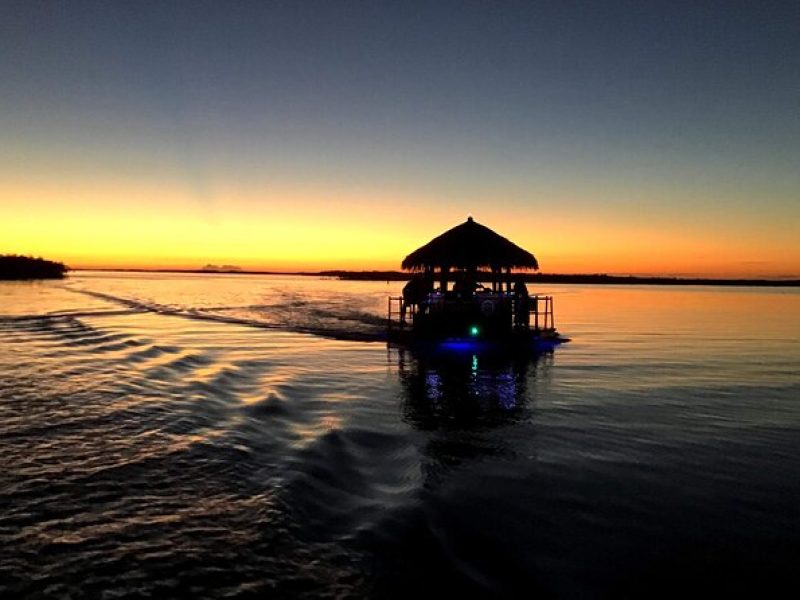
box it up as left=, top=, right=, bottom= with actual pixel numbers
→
left=69, top=267, right=800, bottom=286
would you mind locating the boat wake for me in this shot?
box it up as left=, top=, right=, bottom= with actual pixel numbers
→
left=62, top=287, right=390, bottom=342
left=0, top=306, right=396, bottom=598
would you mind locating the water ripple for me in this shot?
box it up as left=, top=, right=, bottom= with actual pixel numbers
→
left=2, top=277, right=799, bottom=597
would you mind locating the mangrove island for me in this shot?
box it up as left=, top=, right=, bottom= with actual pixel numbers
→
left=0, top=255, right=68, bottom=280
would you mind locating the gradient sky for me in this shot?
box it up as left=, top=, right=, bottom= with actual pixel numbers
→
left=2, top=1, right=798, bottom=276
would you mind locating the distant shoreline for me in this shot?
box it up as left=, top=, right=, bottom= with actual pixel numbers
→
left=73, top=268, right=800, bottom=287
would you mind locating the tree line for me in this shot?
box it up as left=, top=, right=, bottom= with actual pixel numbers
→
left=0, top=255, right=68, bottom=280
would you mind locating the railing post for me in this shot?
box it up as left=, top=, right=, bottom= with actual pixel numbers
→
left=546, top=297, right=550, bottom=329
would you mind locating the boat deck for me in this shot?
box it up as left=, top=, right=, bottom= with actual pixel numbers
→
left=387, top=292, right=563, bottom=351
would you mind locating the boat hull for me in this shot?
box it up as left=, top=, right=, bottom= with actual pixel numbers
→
left=387, top=327, right=568, bottom=354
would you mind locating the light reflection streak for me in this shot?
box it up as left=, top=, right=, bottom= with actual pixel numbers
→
left=396, top=344, right=553, bottom=426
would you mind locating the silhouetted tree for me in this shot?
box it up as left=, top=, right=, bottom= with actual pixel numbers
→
left=0, top=255, right=68, bottom=279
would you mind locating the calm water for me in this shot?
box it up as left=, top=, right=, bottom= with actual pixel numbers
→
left=1, top=272, right=798, bottom=598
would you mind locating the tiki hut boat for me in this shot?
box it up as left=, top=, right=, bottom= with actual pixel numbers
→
left=388, top=217, right=566, bottom=351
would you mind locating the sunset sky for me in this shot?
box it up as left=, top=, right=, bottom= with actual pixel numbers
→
left=2, top=1, right=798, bottom=276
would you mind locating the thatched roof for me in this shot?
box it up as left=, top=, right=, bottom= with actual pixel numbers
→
left=401, top=217, right=539, bottom=271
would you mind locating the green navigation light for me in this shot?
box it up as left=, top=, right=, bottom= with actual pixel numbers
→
left=470, top=326, right=480, bottom=336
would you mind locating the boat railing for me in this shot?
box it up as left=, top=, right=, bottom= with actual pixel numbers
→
left=387, top=296, right=413, bottom=329
left=388, top=293, right=556, bottom=332
left=525, top=295, right=556, bottom=332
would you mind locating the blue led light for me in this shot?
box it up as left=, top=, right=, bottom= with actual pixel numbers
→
left=439, top=340, right=481, bottom=352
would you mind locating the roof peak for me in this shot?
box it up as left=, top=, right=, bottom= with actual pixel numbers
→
left=401, top=216, right=539, bottom=271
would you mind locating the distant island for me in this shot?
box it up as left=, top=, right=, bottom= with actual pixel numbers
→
left=201, top=263, right=242, bottom=272
left=0, top=255, right=68, bottom=280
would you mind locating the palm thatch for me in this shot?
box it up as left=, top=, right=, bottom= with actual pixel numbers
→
left=401, top=217, right=538, bottom=271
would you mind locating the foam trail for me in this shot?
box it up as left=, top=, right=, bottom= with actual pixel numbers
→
left=64, top=287, right=389, bottom=342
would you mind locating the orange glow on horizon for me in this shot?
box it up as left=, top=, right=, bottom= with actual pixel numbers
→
left=2, top=176, right=799, bottom=278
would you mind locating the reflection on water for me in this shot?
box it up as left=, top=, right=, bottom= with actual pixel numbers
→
left=398, top=345, right=549, bottom=427
left=393, top=346, right=550, bottom=525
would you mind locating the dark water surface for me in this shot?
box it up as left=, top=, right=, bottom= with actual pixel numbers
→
left=2, top=273, right=799, bottom=598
